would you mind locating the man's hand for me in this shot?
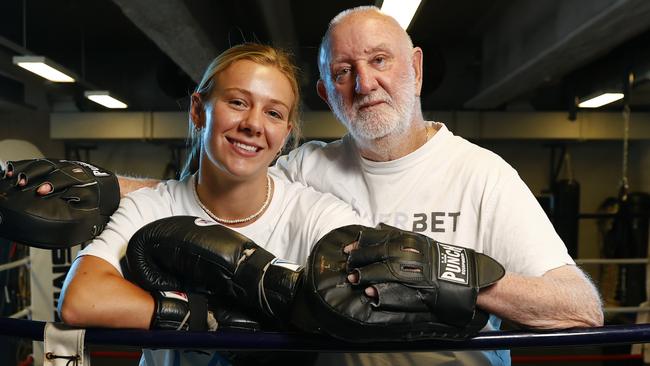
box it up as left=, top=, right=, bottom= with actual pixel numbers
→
left=3, top=162, right=51, bottom=194
left=4, top=161, right=159, bottom=198
left=304, top=224, right=506, bottom=342
left=0, top=159, right=120, bottom=248
left=344, top=241, right=377, bottom=297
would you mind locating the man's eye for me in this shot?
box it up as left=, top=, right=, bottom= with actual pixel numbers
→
left=229, top=100, right=246, bottom=107
left=373, top=56, right=386, bottom=66
left=334, top=68, right=351, bottom=81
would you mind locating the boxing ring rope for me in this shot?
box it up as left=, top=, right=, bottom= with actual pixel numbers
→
left=0, top=256, right=30, bottom=272
left=576, top=258, right=648, bottom=265
left=9, top=307, right=31, bottom=319
left=576, top=257, right=650, bottom=314
left=1, top=317, right=650, bottom=352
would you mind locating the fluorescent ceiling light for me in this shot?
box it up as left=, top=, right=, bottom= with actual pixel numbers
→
left=577, top=92, right=624, bottom=108
left=12, top=56, right=75, bottom=83
left=380, top=0, right=422, bottom=30
left=84, top=91, right=128, bottom=109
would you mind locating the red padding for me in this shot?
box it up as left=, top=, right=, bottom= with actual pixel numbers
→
left=513, top=353, right=642, bottom=363
left=90, top=351, right=141, bottom=359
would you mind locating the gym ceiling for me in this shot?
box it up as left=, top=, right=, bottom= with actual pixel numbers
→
left=1, top=0, right=650, bottom=113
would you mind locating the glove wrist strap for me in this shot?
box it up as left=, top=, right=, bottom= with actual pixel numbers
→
left=187, top=293, right=208, bottom=331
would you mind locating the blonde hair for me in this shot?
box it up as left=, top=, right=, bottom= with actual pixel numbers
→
left=180, top=43, right=302, bottom=179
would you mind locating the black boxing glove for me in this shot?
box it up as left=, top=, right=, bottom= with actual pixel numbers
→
left=207, top=296, right=263, bottom=332
left=126, top=216, right=305, bottom=327
left=0, top=159, right=120, bottom=248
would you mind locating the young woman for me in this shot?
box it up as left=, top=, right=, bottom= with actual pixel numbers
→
left=58, top=43, right=368, bottom=366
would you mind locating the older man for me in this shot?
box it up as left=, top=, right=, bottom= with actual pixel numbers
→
left=271, top=5, right=602, bottom=365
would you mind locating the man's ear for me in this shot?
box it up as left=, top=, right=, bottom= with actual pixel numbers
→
left=412, top=47, right=423, bottom=97
left=316, top=79, right=332, bottom=109
left=189, top=93, right=205, bottom=129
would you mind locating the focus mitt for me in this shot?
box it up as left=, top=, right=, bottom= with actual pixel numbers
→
left=302, top=224, right=505, bottom=342
left=0, top=159, right=120, bottom=249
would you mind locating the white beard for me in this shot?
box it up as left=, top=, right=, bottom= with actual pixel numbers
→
left=328, top=66, right=417, bottom=141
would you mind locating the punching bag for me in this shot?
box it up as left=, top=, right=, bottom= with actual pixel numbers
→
left=604, top=192, right=650, bottom=307
left=547, top=146, right=580, bottom=259
left=552, top=179, right=580, bottom=258
left=597, top=197, right=621, bottom=310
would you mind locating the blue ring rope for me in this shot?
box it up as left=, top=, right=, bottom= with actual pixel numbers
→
left=2, top=317, right=650, bottom=351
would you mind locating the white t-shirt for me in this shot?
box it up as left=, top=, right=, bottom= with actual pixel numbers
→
left=273, top=122, right=574, bottom=366
left=77, top=174, right=369, bottom=366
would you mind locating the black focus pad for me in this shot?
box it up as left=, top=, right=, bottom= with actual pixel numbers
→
left=303, top=224, right=504, bottom=342
left=0, top=159, right=120, bottom=249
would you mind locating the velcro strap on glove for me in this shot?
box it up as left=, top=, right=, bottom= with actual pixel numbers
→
left=151, top=291, right=192, bottom=330
left=233, top=249, right=304, bottom=323
left=151, top=291, right=217, bottom=331
left=261, top=259, right=304, bottom=322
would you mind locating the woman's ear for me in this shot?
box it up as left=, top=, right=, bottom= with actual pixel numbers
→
left=190, top=93, right=205, bottom=129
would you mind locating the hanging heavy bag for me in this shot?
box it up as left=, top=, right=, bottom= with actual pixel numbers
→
left=552, top=179, right=580, bottom=259
left=609, top=193, right=650, bottom=307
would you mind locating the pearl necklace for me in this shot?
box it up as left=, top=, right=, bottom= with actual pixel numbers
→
left=192, top=174, right=272, bottom=225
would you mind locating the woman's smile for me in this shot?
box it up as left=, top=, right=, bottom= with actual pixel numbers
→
left=227, top=136, right=263, bottom=155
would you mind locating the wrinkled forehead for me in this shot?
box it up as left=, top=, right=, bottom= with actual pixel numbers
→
left=324, top=13, right=409, bottom=64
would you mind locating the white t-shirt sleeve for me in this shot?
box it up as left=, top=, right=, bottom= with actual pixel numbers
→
left=269, top=183, right=372, bottom=262
left=480, top=163, right=574, bottom=277
left=76, top=183, right=174, bottom=276
left=271, top=141, right=327, bottom=185
left=300, top=192, right=372, bottom=249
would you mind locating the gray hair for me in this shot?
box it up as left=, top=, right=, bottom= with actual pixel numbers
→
left=317, top=5, right=414, bottom=86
